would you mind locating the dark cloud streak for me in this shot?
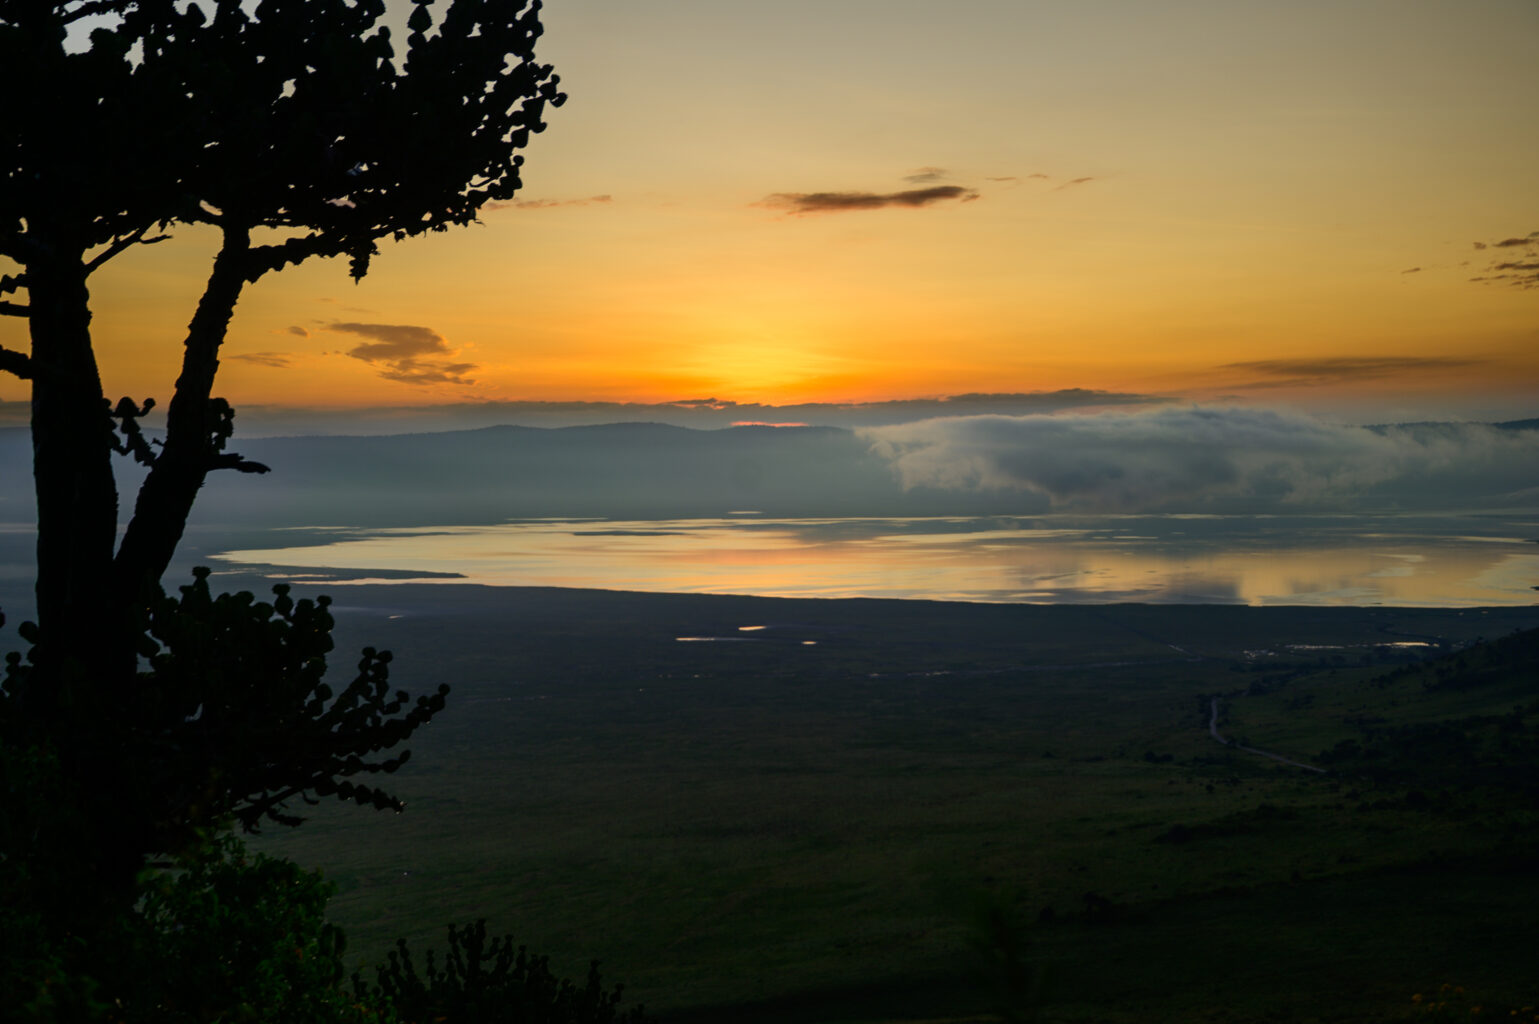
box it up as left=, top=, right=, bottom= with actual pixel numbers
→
left=760, top=185, right=979, bottom=215
left=482, top=194, right=613, bottom=212
left=227, top=352, right=292, bottom=369
left=1466, top=231, right=1539, bottom=288
left=1223, top=356, right=1482, bottom=383
left=902, top=166, right=949, bottom=183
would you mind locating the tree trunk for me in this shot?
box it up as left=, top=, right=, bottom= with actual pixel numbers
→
left=24, top=251, right=130, bottom=721
left=23, top=248, right=155, bottom=906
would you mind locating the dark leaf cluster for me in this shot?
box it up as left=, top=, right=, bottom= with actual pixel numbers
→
left=3, top=568, right=449, bottom=856
left=1, top=0, right=563, bottom=280
left=2, top=829, right=385, bottom=1022
left=108, top=394, right=270, bottom=473
left=135, top=567, right=450, bottom=835
left=357, top=920, right=649, bottom=1024
left=116, top=837, right=368, bottom=1023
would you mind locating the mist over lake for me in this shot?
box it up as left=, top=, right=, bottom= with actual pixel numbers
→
left=5, top=418, right=1538, bottom=613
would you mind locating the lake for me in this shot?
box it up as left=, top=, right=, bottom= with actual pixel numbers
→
left=209, top=512, right=1539, bottom=606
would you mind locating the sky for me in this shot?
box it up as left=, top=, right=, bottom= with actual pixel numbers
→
left=3, top=0, right=1538, bottom=427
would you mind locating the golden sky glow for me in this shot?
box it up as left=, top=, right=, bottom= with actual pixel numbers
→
left=3, top=0, right=1537, bottom=421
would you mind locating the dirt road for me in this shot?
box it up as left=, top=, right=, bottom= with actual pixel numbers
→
left=1209, top=697, right=1328, bottom=774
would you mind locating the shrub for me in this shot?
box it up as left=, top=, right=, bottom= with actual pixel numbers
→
left=114, top=836, right=385, bottom=1024
left=356, top=920, right=649, bottom=1024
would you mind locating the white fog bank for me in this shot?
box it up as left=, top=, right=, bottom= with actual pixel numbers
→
left=861, top=407, right=1539, bottom=513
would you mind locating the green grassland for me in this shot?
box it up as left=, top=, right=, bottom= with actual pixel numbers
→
left=246, top=586, right=1539, bottom=1022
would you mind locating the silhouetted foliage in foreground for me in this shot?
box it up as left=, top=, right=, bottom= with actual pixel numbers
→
left=0, top=0, right=561, bottom=899
left=0, top=817, right=648, bottom=1023
left=0, top=822, right=374, bottom=1023
left=1, top=571, right=446, bottom=921
left=0, top=1, right=606, bottom=1017
left=357, top=920, right=650, bottom=1024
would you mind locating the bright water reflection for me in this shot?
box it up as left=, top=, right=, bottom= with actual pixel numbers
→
left=211, top=513, right=1539, bottom=606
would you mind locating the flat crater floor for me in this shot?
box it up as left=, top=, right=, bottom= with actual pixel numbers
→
left=209, top=585, right=1539, bottom=1022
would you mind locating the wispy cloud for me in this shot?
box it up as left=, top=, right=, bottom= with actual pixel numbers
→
left=903, top=166, right=950, bottom=184
left=486, top=194, right=614, bottom=212
left=1053, top=176, right=1095, bottom=191
left=759, top=185, right=979, bottom=215
left=328, top=322, right=477, bottom=386
left=227, top=352, right=292, bottom=368
left=1467, top=230, right=1539, bottom=288
left=1223, top=355, right=1482, bottom=385
left=286, top=325, right=310, bottom=338
left=861, top=407, right=1539, bottom=513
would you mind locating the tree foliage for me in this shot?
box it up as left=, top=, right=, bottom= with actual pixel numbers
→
left=356, top=920, right=650, bottom=1024
left=2, top=0, right=562, bottom=275
left=2, top=0, right=563, bottom=643
left=3, top=830, right=390, bottom=1023
left=115, top=837, right=380, bottom=1024
left=5, top=569, right=449, bottom=859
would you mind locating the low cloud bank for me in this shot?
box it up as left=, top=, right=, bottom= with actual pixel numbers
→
left=105, top=389, right=1158, bottom=436
left=861, top=407, right=1539, bottom=512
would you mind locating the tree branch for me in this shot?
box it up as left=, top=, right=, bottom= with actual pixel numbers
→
left=62, top=0, right=130, bottom=24
left=0, top=272, right=24, bottom=297
left=84, top=227, right=173, bottom=278
left=116, top=226, right=255, bottom=590
left=0, top=301, right=30, bottom=318
left=244, top=234, right=350, bottom=282
left=0, top=344, right=32, bottom=379
left=208, top=452, right=271, bottom=474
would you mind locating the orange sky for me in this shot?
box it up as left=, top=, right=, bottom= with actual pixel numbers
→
left=3, top=0, right=1537, bottom=423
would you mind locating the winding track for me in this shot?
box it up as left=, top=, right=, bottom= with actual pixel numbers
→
left=1208, top=697, right=1328, bottom=774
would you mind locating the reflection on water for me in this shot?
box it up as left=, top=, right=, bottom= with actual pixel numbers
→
left=210, top=513, right=1539, bottom=607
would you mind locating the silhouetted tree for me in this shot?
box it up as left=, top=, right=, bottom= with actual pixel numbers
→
left=0, top=0, right=562, bottom=899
